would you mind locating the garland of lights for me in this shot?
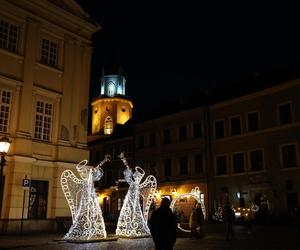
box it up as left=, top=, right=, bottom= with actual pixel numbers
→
left=116, top=153, right=157, bottom=238
left=61, top=156, right=110, bottom=241
left=170, top=186, right=206, bottom=233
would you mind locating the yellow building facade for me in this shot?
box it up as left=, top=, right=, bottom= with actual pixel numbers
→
left=0, top=0, right=99, bottom=233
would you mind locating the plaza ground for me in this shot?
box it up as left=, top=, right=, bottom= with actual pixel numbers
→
left=0, top=224, right=298, bottom=249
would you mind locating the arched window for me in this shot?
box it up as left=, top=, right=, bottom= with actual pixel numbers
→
left=107, top=82, right=115, bottom=96
left=104, top=116, right=113, bottom=135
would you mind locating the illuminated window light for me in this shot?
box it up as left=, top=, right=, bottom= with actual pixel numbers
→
left=116, top=153, right=157, bottom=238
left=61, top=156, right=111, bottom=241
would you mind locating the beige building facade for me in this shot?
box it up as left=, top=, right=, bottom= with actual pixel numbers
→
left=0, top=0, right=99, bottom=233
left=209, top=79, right=300, bottom=219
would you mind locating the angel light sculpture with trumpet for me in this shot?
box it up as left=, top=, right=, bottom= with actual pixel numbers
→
left=116, top=152, right=157, bottom=238
left=61, top=155, right=111, bottom=241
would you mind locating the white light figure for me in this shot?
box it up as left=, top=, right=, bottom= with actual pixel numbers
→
left=170, top=186, right=206, bottom=233
left=116, top=153, right=157, bottom=238
left=61, top=155, right=111, bottom=241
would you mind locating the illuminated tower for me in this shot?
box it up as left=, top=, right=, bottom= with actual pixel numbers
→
left=91, top=67, right=133, bottom=135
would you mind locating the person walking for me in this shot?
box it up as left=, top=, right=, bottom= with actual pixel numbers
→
left=149, top=197, right=178, bottom=250
left=223, top=201, right=235, bottom=241
left=189, top=203, right=204, bottom=238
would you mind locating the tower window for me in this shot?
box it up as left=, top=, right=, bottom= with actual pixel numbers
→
left=107, top=82, right=115, bottom=96
left=104, top=116, right=113, bottom=134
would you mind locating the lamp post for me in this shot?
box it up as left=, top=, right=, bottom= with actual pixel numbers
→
left=0, top=136, right=11, bottom=218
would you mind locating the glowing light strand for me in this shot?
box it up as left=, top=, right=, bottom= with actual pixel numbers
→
left=170, top=186, right=206, bottom=232
left=61, top=156, right=110, bottom=241
left=116, top=153, right=156, bottom=238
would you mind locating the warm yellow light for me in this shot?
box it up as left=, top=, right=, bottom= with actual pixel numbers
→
left=0, top=136, right=11, bottom=154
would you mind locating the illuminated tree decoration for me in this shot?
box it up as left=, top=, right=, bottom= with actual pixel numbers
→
left=170, top=186, right=206, bottom=232
left=116, top=153, right=157, bottom=238
left=61, top=155, right=111, bottom=241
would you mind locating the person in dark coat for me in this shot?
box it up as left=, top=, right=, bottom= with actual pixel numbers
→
left=149, top=197, right=178, bottom=250
left=223, top=201, right=235, bottom=241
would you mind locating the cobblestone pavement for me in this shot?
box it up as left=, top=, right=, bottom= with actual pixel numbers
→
left=0, top=224, right=298, bottom=250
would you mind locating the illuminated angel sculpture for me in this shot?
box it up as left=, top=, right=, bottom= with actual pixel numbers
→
left=61, top=155, right=111, bottom=241
left=116, top=153, right=157, bottom=238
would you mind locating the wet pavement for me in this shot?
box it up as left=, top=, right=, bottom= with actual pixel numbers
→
left=0, top=224, right=298, bottom=249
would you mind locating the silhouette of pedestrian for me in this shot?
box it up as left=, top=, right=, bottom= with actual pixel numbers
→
left=189, top=203, right=204, bottom=238
left=223, top=201, right=235, bottom=241
left=149, top=197, right=178, bottom=250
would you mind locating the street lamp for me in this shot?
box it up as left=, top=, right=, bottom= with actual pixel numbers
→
left=0, top=136, right=11, bottom=218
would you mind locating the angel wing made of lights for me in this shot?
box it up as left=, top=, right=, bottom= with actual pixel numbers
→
left=61, top=169, right=83, bottom=222
left=140, top=174, right=157, bottom=222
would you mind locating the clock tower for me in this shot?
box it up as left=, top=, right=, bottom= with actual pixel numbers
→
left=91, top=67, right=133, bottom=135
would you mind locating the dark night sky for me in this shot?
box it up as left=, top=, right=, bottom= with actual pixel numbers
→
left=76, top=1, right=300, bottom=119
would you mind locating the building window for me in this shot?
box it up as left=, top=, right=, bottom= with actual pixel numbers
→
left=216, top=155, right=227, bottom=175
left=233, top=153, right=245, bottom=173
left=34, top=100, right=53, bottom=141
left=41, top=38, right=58, bottom=67
left=248, top=112, right=259, bottom=132
left=149, top=132, right=156, bottom=146
left=180, top=156, right=188, bottom=175
left=104, top=116, right=113, bottom=135
left=278, top=103, right=292, bottom=125
left=163, top=129, right=171, bottom=144
left=193, top=122, right=202, bottom=138
left=281, top=144, right=298, bottom=168
left=194, top=154, right=203, bottom=173
left=179, top=125, right=187, bottom=141
left=0, top=90, right=11, bottom=132
left=0, top=19, right=18, bottom=52
left=215, top=120, right=224, bottom=139
left=230, top=116, right=241, bottom=136
left=28, top=180, right=48, bottom=219
left=164, top=159, right=172, bottom=177
left=250, top=150, right=263, bottom=171
left=285, top=180, right=298, bottom=212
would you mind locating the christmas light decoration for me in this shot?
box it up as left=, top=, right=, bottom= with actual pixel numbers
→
left=170, top=186, right=206, bottom=232
left=251, top=203, right=259, bottom=212
left=116, top=153, right=157, bottom=238
left=212, top=207, right=223, bottom=222
left=61, top=155, right=111, bottom=241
